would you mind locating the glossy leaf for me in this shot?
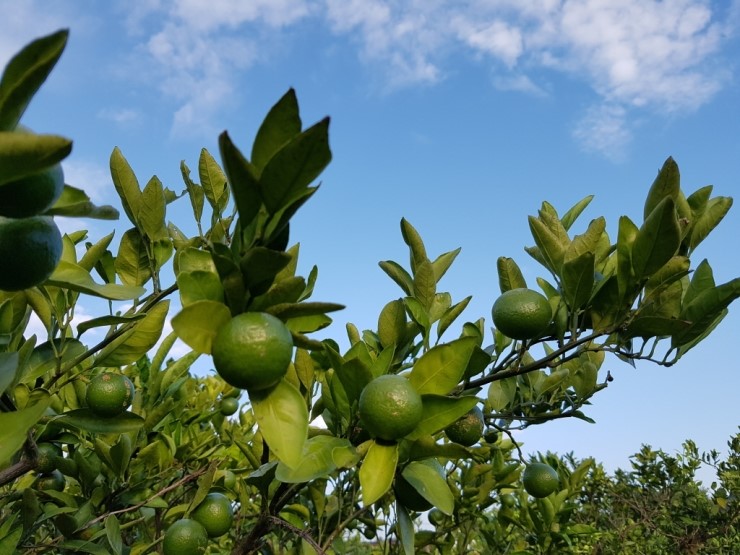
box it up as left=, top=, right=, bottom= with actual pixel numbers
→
left=55, top=409, right=144, bottom=434
left=402, top=460, right=454, bottom=515
left=251, top=379, right=308, bottom=468
left=561, top=251, right=594, bottom=310
left=180, top=160, right=204, bottom=223
left=275, top=436, right=353, bottom=483
left=46, top=185, right=120, bottom=219
left=689, top=196, right=733, bottom=253
left=560, top=195, right=594, bottom=231
left=378, top=299, right=406, bottom=348
left=93, top=301, right=170, bottom=367
left=528, top=215, right=567, bottom=276
left=359, top=440, right=398, bottom=506
left=0, top=390, right=49, bottom=467
left=240, top=247, right=292, bottom=294
left=674, top=278, right=740, bottom=347
left=488, top=376, right=517, bottom=411
left=616, top=215, right=639, bottom=299
left=408, top=337, right=477, bottom=395
left=48, top=261, right=145, bottom=300
left=114, top=228, right=150, bottom=287
left=0, top=29, right=68, bottom=130
left=379, top=260, right=413, bottom=296
left=251, top=88, right=302, bottom=172
left=643, top=157, right=680, bottom=220
left=436, top=295, right=472, bottom=340
left=564, top=217, right=605, bottom=264
left=409, top=394, right=479, bottom=438
left=110, top=147, right=142, bottom=228
left=431, top=247, right=461, bottom=283
left=171, top=300, right=231, bottom=354
left=259, top=117, right=331, bottom=214
left=497, top=257, right=527, bottom=293
left=400, top=218, right=428, bottom=269
left=413, top=259, right=436, bottom=310
left=632, top=197, right=680, bottom=281
left=138, top=176, right=167, bottom=241
left=0, top=131, right=72, bottom=185
left=219, top=131, right=262, bottom=226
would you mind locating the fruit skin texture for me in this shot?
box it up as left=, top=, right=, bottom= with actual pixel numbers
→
left=86, top=372, right=135, bottom=418
left=0, top=163, right=64, bottom=217
left=0, top=215, right=62, bottom=291
left=358, top=375, right=423, bottom=441
left=219, top=397, right=239, bottom=416
left=191, top=492, right=234, bottom=538
left=35, top=443, right=62, bottom=474
left=492, top=288, right=552, bottom=340
left=34, top=469, right=65, bottom=491
left=522, top=462, right=559, bottom=498
left=444, top=406, right=485, bottom=447
left=162, top=519, right=208, bottom=555
left=211, top=312, right=293, bottom=391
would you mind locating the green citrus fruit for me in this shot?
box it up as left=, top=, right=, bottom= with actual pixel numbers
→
left=394, top=474, right=432, bottom=512
left=191, top=492, right=234, bottom=538
left=522, top=462, right=559, bottom=498
left=0, top=163, right=64, bottom=218
left=0, top=215, right=62, bottom=291
left=444, top=406, right=484, bottom=446
left=211, top=312, right=293, bottom=391
left=358, top=375, right=423, bottom=441
left=86, top=372, right=135, bottom=418
left=483, top=429, right=499, bottom=444
left=428, top=508, right=445, bottom=526
left=500, top=493, right=517, bottom=508
left=219, top=397, right=239, bottom=416
left=34, top=469, right=65, bottom=491
left=162, top=519, right=208, bottom=555
left=492, top=288, right=552, bottom=340
left=36, top=442, right=62, bottom=474
left=217, top=469, right=237, bottom=490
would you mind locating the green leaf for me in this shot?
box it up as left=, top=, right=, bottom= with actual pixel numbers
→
left=219, top=131, right=262, bottom=227
left=360, top=440, right=398, bottom=506
left=396, top=504, right=415, bottom=555
left=528, top=215, right=567, bottom=276
left=488, top=377, right=517, bottom=411
left=643, top=157, right=680, bottom=220
left=408, top=337, right=477, bottom=395
left=180, top=160, right=204, bottom=223
left=55, top=408, right=143, bottom=434
left=689, top=196, right=733, bottom=253
left=0, top=131, right=72, bottom=185
left=400, top=218, right=428, bottom=269
left=171, top=300, right=231, bottom=354
left=378, top=260, right=413, bottom=296
left=436, top=296, right=472, bottom=340
left=48, top=260, right=145, bottom=300
left=0, top=526, right=22, bottom=553
left=431, top=248, right=461, bottom=283
left=259, top=117, right=331, bottom=214
left=683, top=259, right=715, bottom=308
left=251, top=88, right=302, bottom=172
left=632, top=197, right=680, bottom=281
left=76, top=314, right=146, bottom=336
left=402, top=460, right=454, bottom=515
left=114, top=228, right=150, bottom=287
left=409, top=395, right=479, bottom=439
left=413, top=259, right=436, bottom=310
left=377, top=299, right=406, bottom=348
left=616, top=215, right=639, bottom=299
left=561, top=252, right=594, bottom=310
left=560, top=195, right=594, bottom=231
left=199, top=148, right=229, bottom=213
left=266, top=301, right=344, bottom=320
left=138, top=176, right=167, bottom=240
left=275, top=436, right=353, bottom=483
left=240, top=247, right=292, bottom=294
left=105, top=515, right=123, bottom=555
left=45, top=185, right=120, bottom=219
left=564, top=217, right=605, bottom=264
left=674, top=278, right=740, bottom=347
left=93, top=301, right=170, bottom=367
left=0, top=391, right=49, bottom=467
left=497, top=257, right=527, bottom=293
left=0, top=29, right=68, bottom=130
left=251, top=379, right=308, bottom=469
left=109, top=147, right=142, bottom=228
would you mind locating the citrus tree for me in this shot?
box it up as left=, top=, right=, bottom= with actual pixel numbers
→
left=1, top=29, right=739, bottom=555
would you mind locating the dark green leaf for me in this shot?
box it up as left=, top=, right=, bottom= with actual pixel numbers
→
left=56, top=409, right=144, bottom=434
left=0, top=29, right=68, bottom=130
left=400, top=218, right=428, bottom=269
left=674, top=278, right=740, bottom=347
left=240, top=247, right=292, bottom=295
left=616, top=215, right=639, bottom=299
left=109, top=147, right=142, bottom=228
left=0, top=391, right=49, bottom=467
left=560, top=195, right=594, bottom=231
left=643, top=157, right=680, bottom=220
left=436, top=296, right=472, bottom=340
left=413, top=259, right=436, bottom=310
left=409, top=395, right=479, bottom=438
left=267, top=301, right=344, bottom=319
left=689, top=196, right=733, bottom=253
left=219, top=131, right=262, bottom=226
left=259, top=117, right=331, bottom=214
left=431, top=248, right=461, bottom=283
left=402, top=460, right=454, bottom=514
left=632, top=197, right=680, bottom=281
left=114, top=228, right=151, bottom=287
left=561, top=251, right=594, bottom=311
left=251, top=88, right=302, bottom=172
left=396, top=504, right=415, bottom=555
left=379, top=260, right=413, bottom=296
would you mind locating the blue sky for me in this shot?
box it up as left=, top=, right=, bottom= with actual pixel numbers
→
left=2, top=0, right=739, bottom=482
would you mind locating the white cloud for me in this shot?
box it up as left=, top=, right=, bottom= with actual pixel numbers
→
left=98, top=107, right=142, bottom=126
left=62, top=159, right=113, bottom=203
left=572, top=103, right=632, bottom=162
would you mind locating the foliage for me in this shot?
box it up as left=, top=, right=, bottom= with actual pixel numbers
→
left=1, top=29, right=739, bottom=555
